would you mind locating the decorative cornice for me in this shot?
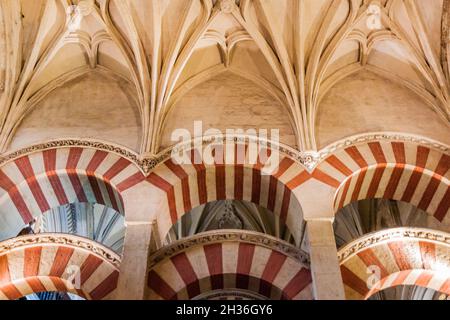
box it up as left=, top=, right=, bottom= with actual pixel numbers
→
left=0, top=135, right=313, bottom=174
left=338, top=227, right=450, bottom=264
left=152, top=134, right=318, bottom=172
left=0, top=138, right=141, bottom=169
left=319, top=132, right=449, bottom=162
left=0, top=233, right=121, bottom=268
left=148, top=230, right=310, bottom=269
left=1, top=133, right=448, bottom=177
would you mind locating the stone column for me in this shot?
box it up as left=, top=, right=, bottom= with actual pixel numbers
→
left=114, top=182, right=161, bottom=300
left=115, top=222, right=153, bottom=300
left=306, top=219, right=345, bottom=300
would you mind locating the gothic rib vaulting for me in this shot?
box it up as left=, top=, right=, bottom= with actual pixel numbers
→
left=0, top=0, right=448, bottom=301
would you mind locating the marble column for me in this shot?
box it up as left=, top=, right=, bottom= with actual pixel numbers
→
left=306, top=219, right=345, bottom=300
left=114, top=182, right=160, bottom=300
left=114, top=221, right=153, bottom=300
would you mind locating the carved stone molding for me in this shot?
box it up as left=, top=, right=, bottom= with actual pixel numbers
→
left=0, top=135, right=312, bottom=174
left=0, top=138, right=143, bottom=172
left=319, top=132, right=449, bottom=163
left=150, top=134, right=318, bottom=172
left=0, top=233, right=121, bottom=268
left=139, top=133, right=450, bottom=173
left=338, top=227, right=450, bottom=264
left=164, top=133, right=448, bottom=173
left=1, top=133, right=448, bottom=177
left=148, top=230, right=310, bottom=270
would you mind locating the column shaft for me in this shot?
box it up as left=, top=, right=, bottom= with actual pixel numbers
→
left=307, top=219, right=345, bottom=300
left=115, top=222, right=153, bottom=300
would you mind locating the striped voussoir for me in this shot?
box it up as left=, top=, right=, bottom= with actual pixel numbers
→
left=147, top=241, right=313, bottom=300
left=318, top=141, right=449, bottom=221
left=146, top=144, right=340, bottom=242
left=0, top=147, right=145, bottom=239
left=0, top=238, right=120, bottom=300
left=339, top=237, right=450, bottom=299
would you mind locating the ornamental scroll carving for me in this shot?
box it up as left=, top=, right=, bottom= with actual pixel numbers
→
left=0, top=233, right=121, bottom=268
left=337, top=227, right=450, bottom=264
left=318, top=132, right=449, bottom=162
left=148, top=230, right=310, bottom=270
left=0, top=139, right=142, bottom=169
left=0, top=133, right=448, bottom=176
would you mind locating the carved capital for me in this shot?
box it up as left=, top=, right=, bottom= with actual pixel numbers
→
left=319, top=132, right=449, bottom=162
left=3, top=133, right=448, bottom=178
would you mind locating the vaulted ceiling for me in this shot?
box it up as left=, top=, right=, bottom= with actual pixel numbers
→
left=0, top=0, right=449, bottom=155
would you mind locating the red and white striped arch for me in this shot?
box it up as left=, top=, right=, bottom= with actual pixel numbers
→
left=0, top=147, right=145, bottom=240
left=338, top=229, right=450, bottom=300
left=147, top=241, right=312, bottom=300
left=0, top=234, right=120, bottom=300
left=317, top=140, right=449, bottom=222
left=147, top=142, right=341, bottom=242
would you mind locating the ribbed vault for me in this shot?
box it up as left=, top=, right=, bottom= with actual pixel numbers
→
left=0, top=0, right=448, bottom=154
left=0, top=0, right=448, bottom=301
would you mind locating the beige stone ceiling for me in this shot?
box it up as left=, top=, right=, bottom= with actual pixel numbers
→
left=0, top=0, right=449, bottom=155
